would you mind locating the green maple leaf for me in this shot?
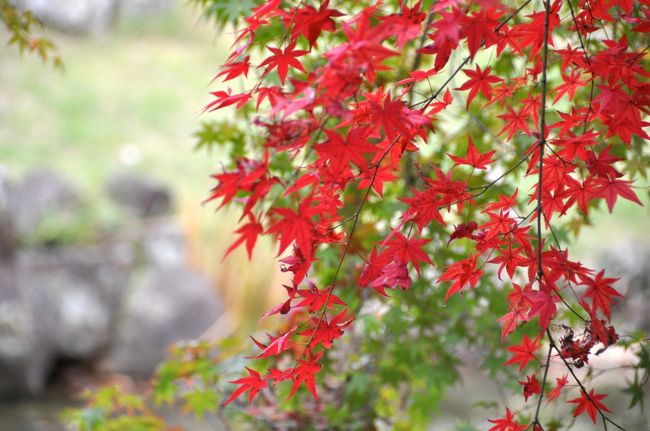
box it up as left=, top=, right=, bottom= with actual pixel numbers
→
left=192, top=0, right=260, bottom=26
left=623, top=378, right=644, bottom=410
left=182, top=388, right=219, bottom=419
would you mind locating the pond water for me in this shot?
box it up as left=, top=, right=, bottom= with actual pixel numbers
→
left=0, top=387, right=71, bottom=431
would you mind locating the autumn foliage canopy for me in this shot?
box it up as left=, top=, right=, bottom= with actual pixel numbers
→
left=202, top=0, right=650, bottom=429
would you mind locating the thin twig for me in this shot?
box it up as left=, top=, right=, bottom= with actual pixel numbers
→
left=547, top=329, right=628, bottom=431
left=533, top=340, right=554, bottom=427
left=410, top=0, right=534, bottom=109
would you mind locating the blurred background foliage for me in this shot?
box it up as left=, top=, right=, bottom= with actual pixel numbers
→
left=1, top=0, right=649, bottom=430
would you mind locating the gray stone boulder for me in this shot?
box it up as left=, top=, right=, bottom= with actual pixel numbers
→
left=117, top=0, right=173, bottom=19
left=0, top=245, right=130, bottom=398
left=0, top=171, right=15, bottom=261
left=0, top=264, right=51, bottom=397
left=15, top=0, right=117, bottom=34
left=102, top=265, right=222, bottom=375
left=101, top=219, right=222, bottom=375
left=0, top=168, right=224, bottom=397
left=15, top=0, right=174, bottom=34
left=6, top=168, right=82, bottom=239
left=600, top=242, right=650, bottom=333
left=106, top=171, right=172, bottom=218
left=16, top=246, right=131, bottom=358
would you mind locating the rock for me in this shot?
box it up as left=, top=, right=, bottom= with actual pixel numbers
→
left=6, top=168, right=82, bottom=239
left=15, top=0, right=117, bottom=34
left=16, top=246, right=130, bottom=359
left=0, top=264, right=53, bottom=398
left=103, top=266, right=222, bottom=375
left=0, top=170, right=15, bottom=261
left=116, top=0, right=173, bottom=19
left=106, top=171, right=172, bottom=218
left=141, top=218, right=187, bottom=268
left=0, top=167, right=223, bottom=395
left=600, top=242, right=650, bottom=333
left=0, top=245, right=130, bottom=398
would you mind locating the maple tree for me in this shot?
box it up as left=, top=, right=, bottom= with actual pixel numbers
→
left=194, top=0, right=650, bottom=429
left=66, top=0, right=650, bottom=430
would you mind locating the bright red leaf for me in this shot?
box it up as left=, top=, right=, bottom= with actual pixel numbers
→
left=568, top=389, right=611, bottom=424
left=504, top=334, right=541, bottom=372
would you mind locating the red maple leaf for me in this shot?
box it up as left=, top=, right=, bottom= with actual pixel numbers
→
left=489, top=243, right=526, bottom=280
left=300, top=309, right=353, bottom=349
left=519, top=374, right=541, bottom=401
left=382, top=231, right=433, bottom=275
left=498, top=308, right=528, bottom=342
left=511, top=2, right=560, bottom=59
left=357, top=88, right=416, bottom=139
left=488, top=408, right=527, bottom=431
left=215, top=56, right=251, bottom=82
left=251, top=329, right=295, bottom=359
left=295, top=282, right=346, bottom=313
left=448, top=136, right=496, bottom=170
left=547, top=374, right=568, bottom=402
left=525, top=288, right=559, bottom=331
left=552, top=70, right=587, bottom=104
left=397, top=67, right=437, bottom=85
left=314, top=128, right=376, bottom=171
left=425, top=8, right=463, bottom=70
left=504, top=335, right=541, bottom=372
left=224, top=367, right=267, bottom=405
left=593, top=176, right=643, bottom=213
left=259, top=43, right=308, bottom=85
left=358, top=163, right=397, bottom=197
left=460, top=9, right=502, bottom=58
left=498, top=106, right=532, bottom=140
left=568, top=389, right=611, bottom=423
left=401, top=187, right=446, bottom=233
left=380, top=1, right=426, bottom=48
left=455, top=65, right=503, bottom=109
left=278, top=245, right=314, bottom=286
left=561, top=175, right=600, bottom=216
left=266, top=199, right=317, bottom=260
left=368, top=261, right=413, bottom=295
left=224, top=214, right=263, bottom=260
left=204, top=89, right=252, bottom=112
left=284, top=0, right=343, bottom=48
left=288, top=352, right=323, bottom=400
left=481, top=210, right=517, bottom=241
left=580, top=270, right=623, bottom=319
left=448, top=221, right=479, bottom=244
left=437, top=253, right=483, bottom=301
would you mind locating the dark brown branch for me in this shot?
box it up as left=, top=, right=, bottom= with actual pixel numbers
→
left=533, top=340, right=554, bottom=428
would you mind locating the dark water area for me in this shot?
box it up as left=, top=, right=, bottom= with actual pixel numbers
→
left=0, top=382, right=226, bottom=431
left=0, top=387, right=73, bottom=431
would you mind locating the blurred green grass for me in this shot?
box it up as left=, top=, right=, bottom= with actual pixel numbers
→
left=0, top=3, right=233, bottom=202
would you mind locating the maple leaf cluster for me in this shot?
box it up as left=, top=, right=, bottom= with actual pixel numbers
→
left=201, top=0, right=649, bottom=428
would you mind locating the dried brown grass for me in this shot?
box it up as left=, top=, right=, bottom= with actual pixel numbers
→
left=178, top=200, right=288, bottom=340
